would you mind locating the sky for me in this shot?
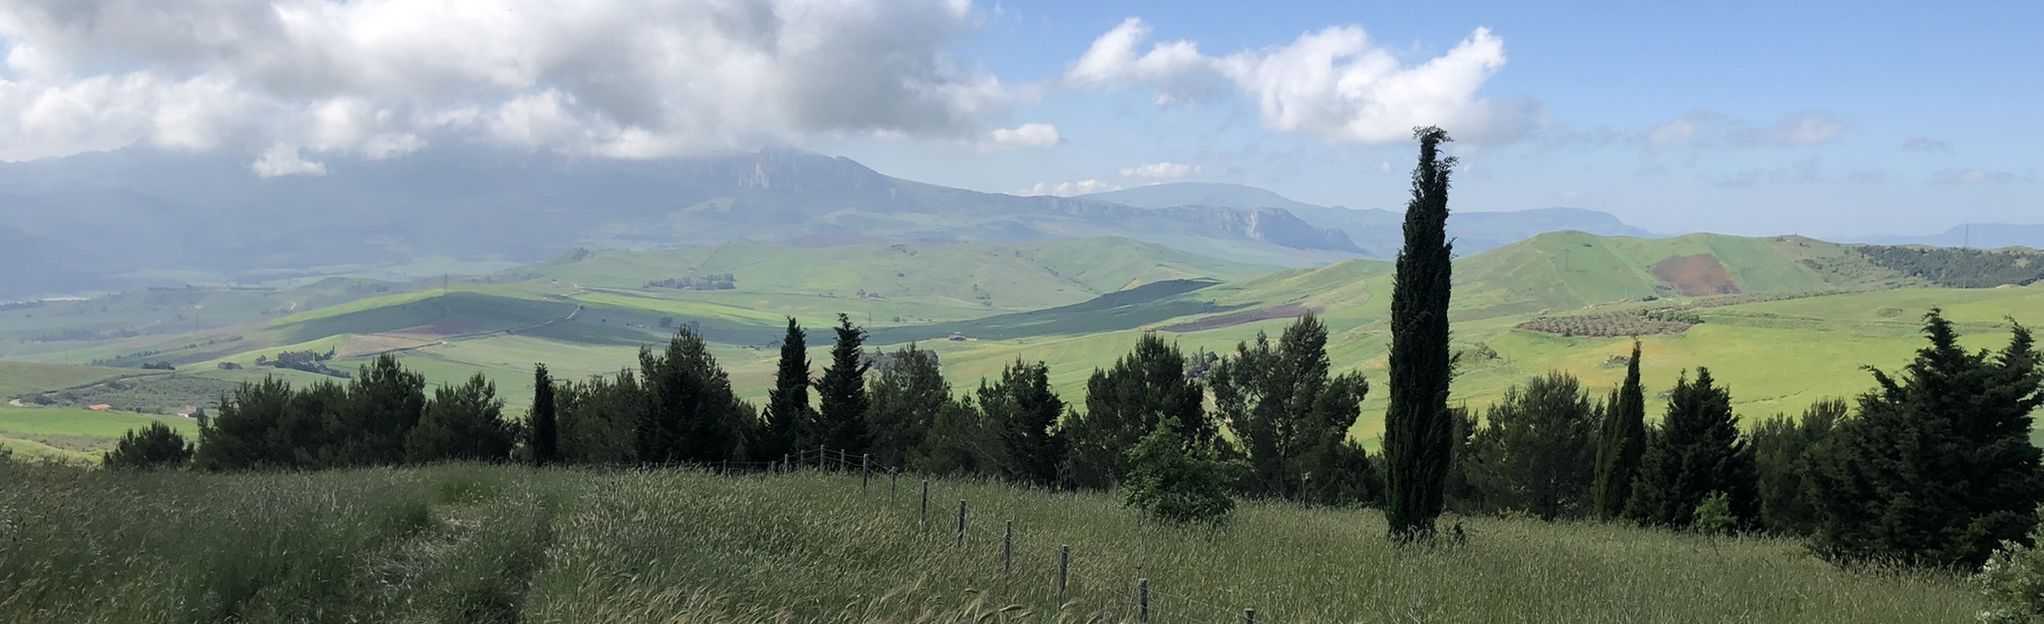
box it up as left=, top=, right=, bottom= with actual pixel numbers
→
left=0, top=0, right=2038, bottom=237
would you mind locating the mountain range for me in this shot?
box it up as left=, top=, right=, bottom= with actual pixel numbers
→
left=3, top=147, right=2034, bottom=299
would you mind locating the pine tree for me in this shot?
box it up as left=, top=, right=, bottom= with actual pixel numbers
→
left=1805, top=311, right=2044, bottom=568
left=1461, top=372, right=1602, bottom=520
left=982, top=359, right=1066, bottom=486
left=340, top=354, right=427, bottom=465
left=1210, top=315, right=1369, bottom=501
left=405, top=373, right=517, bottom=463
left=1751, top=399, right=1843, bottom=535
left=760, top=317, right=812, bottom=461
left=556, top=370, right=643, bottom=464
left=1592, top=340, right=1648, bottom=519
left=529, top=363, right=560, bottom=466
left=814, top=313, right=872, bottom=454
left=1383, top=126, right=1458, bottom=541
left=195, top=377, right=296, bottom=471
left=1066, top=334, right=1209, bottom=489
left=104, top=421, right=194, bottom=469
left=1624, top=368, right=1759, bottom=530
left=867, top=343, right=948, bottom=468
left=637, top=328, right=752, bottom=463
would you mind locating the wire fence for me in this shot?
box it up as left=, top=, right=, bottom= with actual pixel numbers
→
left=705, top=446, right=1270, bottom=623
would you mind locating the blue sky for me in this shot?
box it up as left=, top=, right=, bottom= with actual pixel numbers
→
left=824, top=1, right=2043, bottom=237
left=0, top=0, right=2036, bottom=237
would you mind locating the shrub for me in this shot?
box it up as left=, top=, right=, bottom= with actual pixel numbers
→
left=1122, top=427, right=1234, bottom=526
left=104, top=421, right=194, bottom=469
left=1976, top=509, right=2044, bottom=624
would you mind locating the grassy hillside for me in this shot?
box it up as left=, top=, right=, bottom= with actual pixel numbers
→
left=0, top=463, right=1979, bottom=622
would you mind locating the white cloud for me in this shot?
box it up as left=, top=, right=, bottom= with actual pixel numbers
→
left=0, top=0, right=1019, bottom=165
left=251, top=143, right=325, bottom=177
left=1020, top=179, right=1115, bottom=196
left=1647, top=111, right=1848, bottom=149
left=984, top=122, right=1061, bottom=150
left=1901, top=136, right=1951, bottom=153
left=1932, top=169, right=2019, bottom=185
left=1119, top=161, right=1194, bottom=179
left=1067, top=18, right=1528, bottom=144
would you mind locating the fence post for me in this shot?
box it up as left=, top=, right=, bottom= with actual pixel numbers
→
left=921, top=480, right=930, bottom=527
left=862, top=454, right=870, bottom=490
left=1057, top=545, right=1070, bottom=605
left=955, top=499, right=966, bottom=547
left=891, top=468, right=898, bottom=496
left=1002, top=520, right=1012, bottom=572
left=817, top=444, right=825, bottom=470
left=1137, top=578, right=1148, bottom=624
left=1244, top=608, right=1256, bottom=624
left=782, top=453, right=789, bottom=473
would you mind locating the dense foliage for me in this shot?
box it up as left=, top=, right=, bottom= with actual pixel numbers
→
left=1591, top=341, right=1647, bottom=519
left=528, top=364, right=560, bottom=466
left=1459, top=372, right=1602, bottom=520
left=103, top=421, right=193, bottom=469
left=405, top=374, right=517, bottom=463
left=1624, top=368, right=1759, bottom=530
left=1857, top=245, right=2044, bottom=288
left=1122, top=426, right=1236, bottom=525
left=1384, top=126, right=1459, bottom=540
left=1066, top=334, right=1208, bottom=489
left=1751, top=399, right=1843, bottom=535
left=1805, top=311, right=2044, bottom=568
left=979, top=359, right=1066, bottom=487
left=759, top=317, right=811, bottom=462
left=1208, top=315, right=1370, bottom=503
left=812, top=314, right=871, bottom=454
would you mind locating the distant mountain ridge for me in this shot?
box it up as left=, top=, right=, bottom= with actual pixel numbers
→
left=1857, top=224, right=2044, bottom=250
left=1084, top=182, right=1654, bottom=257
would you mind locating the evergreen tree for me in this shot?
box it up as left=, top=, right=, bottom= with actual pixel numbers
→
left=760, top=317, right=812, bottom=462
left=813, top=313, right=872, bottom=453
left=1384, top=126, right=1459, bottom=541
left=1066, top=334, right=1209, bottom=489
left=282, top=380, right=350, bottom=467
left=339, top=354, right=427, bottom=465
left=981, top=359, right=1066, bottom=486
left=405, top=373, right=517, bottom=463
left=1461, top=372, right=1602, bottom=520
left=1805, top=311, right=2044, bottom=568
left=1123, top=425, right=1236, bottom=525
left=867, top=344, right=948, bottom=468
left=637, top=328, right=753, bottom=463
left=1751, top=399, right=1843, bottom=536
left=1209, top=315, right=1370, bottom=501
left=1624, top=368, right=1759, bottom=530
left=912, top=397, right=997, bottom=476
left=529, top=363, right=560, bottom=466
left=1592, top=340, right=1648, bottom=519
left=557, top=370, right=644, bottom=464
left=195, top=377, right=296, bottom=471
left=104, top=421, right=193, bottom=469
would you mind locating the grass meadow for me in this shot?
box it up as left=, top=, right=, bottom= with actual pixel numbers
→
left=0, top=462, right=1982, bottom=623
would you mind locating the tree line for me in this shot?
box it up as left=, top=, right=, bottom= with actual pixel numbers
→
left=95, top=127, right=2044, bottom=573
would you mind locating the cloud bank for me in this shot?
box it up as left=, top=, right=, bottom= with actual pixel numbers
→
left=1067, top=18, right=1529, bottom=144
left=0, top=0, right=1017, bottom=173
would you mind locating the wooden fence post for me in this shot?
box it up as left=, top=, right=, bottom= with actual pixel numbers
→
left=1137, top=578, right=1148, bottom=624
left=782, top=453, right=789, bottom=473
left=1002, top=520, right=1012, bottom=572
left=890, top=469, right=898, bottom=496
left=955, top=499, right=966, bottom=547
left=862, top=453, right=870, bottom=490
left=1057, top=545, right=1069, bottom=605
left=817, top=445, right=825, bottom=470
left=921, top=480, right=930, bottom=526
left=1244, top=608, right=1256, bottom=624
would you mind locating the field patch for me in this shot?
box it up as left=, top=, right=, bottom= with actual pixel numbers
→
left=1157, top=302, right=1315, bottom=332
left=1652, top=254, right=1741, bottom=296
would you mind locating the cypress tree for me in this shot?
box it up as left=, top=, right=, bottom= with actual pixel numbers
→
left=1383, top=126, right=1458, bottom=541
left=761, top=317, right=812, bottom=461
left=529, top=363, right=560, bottom=466
left=1591, top=340, right=1648, bottom=519
left=1751, top=399, right=1843, bottom=536
left=1804, top=311, right=2044, bottom=568
left=1624, top=368, right=1759, bottom=530
left=814, top=313, right=872, bottom=453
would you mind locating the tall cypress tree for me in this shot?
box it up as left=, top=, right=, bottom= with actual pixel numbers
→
left=761, top=317, right=812, bottom=461
left=814, top=313, right=872, bottom=454
left=529, top=363, right=560, bottom=466
left=1383, top=126, right=1458, bottom=541
left=1591, top=340, right=1647, bottom=519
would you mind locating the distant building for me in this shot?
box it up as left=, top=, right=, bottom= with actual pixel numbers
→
left=948, top=332, right=967, bottom=341
left=87, top=404, right=113, bottom=412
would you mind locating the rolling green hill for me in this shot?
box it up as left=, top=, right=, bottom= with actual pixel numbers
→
left=4, top=232, right=2039, bottom=452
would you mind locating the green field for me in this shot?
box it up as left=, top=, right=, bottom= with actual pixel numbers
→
left=0, top=463, right=1980, bottom=622
left=3, top=233, right=2038, bottom=448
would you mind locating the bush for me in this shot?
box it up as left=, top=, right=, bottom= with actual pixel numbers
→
left=1122, top=427, right=1234, bottom=526
left=1976, top=509, right=2044, bottom=624
left=104, top=421, right=194, bottom=469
